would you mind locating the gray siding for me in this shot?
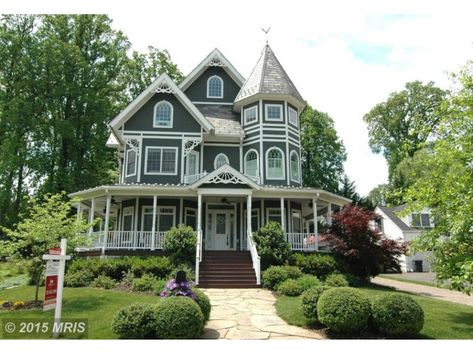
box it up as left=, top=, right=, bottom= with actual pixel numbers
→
left=141, top=138, right=182, bottom=184
left=184, top=67, right=241, bottom=103
left=242, top=103, right=260, bottom=128
left=203, top=145, right=240, bottom=172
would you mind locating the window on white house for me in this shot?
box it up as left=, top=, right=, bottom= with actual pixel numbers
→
left=244, top=208, right=260, bottom=232
left=153, top=101, right=173, bottom=128
left=185, top=208, right=197, bottom=230
left=158, top=206, right=176, bottom=231
left=290, top=151, right=300, bottom=182
left=145, top=147, right=178, bottom=175
left=126, top=150, right=137, bottom=177
left=288, top=107, right=298, bottom=126
left=266, top=147, right=284, bottom=179
left=411, top=213, right=432, bottom=228
left=142, top=206, right=155, bottom=231
left=121, top=207, right=134, bottom=231
left=244, top=106, right=258, bottom=125
left=267, top=208, right=281, bottom=225
left=207, top=75, right=223, bottom=98
left=185, top=151, right=199, bottom=176
left=292, top=210, right=302, bottom=233
left=214, top=153, right=229, bottom=169
left=265, top=104, right=283, bottom=121
left=244, top=150, right=259, bottom=177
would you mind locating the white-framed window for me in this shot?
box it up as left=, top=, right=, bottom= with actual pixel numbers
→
left=121, top=206, right=134, bottom=231
left=185, top=150, right=199, bottom=176
left=141, top=206, right=155, bottom=231
left=214, top=153, right=229, bottom=169
left=244, top=106, right=258, bottom=125
left=145, top=146, right=178, bottom=175
left=153, top=101, right=173, bottom=128
left=185, top=207, right=197, bottom=230
left=266, top=208, right=281, bottom=225
left=125, top=149, right=137, bottom=177
left=288, top=107, right=298, bottom=127
left=244, top=149, right=259, bottom=178
left=207, top=75, right=224, bottom=98
left=291, top=209, right=302, bottom=233
left=266, top=147, right=285, bottom=180
left=290, top=150, right=300, bottom=182
left=411, top=213, right=432, bottom=228
left=243, top=208, right=260, bottom=232
left=158, top=206, right=176, bottom=231
left=265, top=104, right=283, bottom=121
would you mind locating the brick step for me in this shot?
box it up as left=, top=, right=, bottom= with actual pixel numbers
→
left=201, top=262, right=253, bottom=267
left=198, top=283, right=260, bottom=289
left=200, top=269, right=254, bottom=274
left=199, top=274, right=256, bottom=280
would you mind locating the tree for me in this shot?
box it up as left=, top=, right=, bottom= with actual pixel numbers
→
left=322, top=205, right=406, bottom=280
left=0, top=193, right=91, bottom=301
left=338, top=175, right=373, bottom=209
left=402, top=61, right=473, bottom=294
left=367, top=184, right=389, bottom=207
left=363, top=81, right=447, bottom=186
left=253, top=221, right=291, bottom=270
left=300, top=105, right=346, bottom=193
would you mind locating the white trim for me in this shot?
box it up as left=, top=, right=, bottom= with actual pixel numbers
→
left=243, top=208, right=260, bottom=232
left=184, top=207, right=197, bottom=228
left=203, top=142, right=241, bottom=147
left=285, top=101, right=290, bottom=186
left=206, top=75, right=224, bottom=98
left=291, top=208, right=303, bottom=233
left=124, top=130, right=201, bottom=136
left=290, top=150, right=301, bottom=183
left=144, top=146, right=179, bottom=175
left=259, top=100, right=264, bottom=181
left=121, top=206, right=134, bottom=231
left=192, top=101, right=234, bottom=106
left=125, top=149, right=137, bottom=178
left=157, top=206, right=176, bottom=231
left=213, top=153, right=229, bottom=169
left=265, top=146, right=286, bottom=180
left=185, top=150, right=200, bottom=176
left=244, top=149, right=259, bottom=178
left=152, top=100, right=173, bottom=128
left=266, top=207, right=282, bottom=224
left=244, top=105, right=259, bottom=125
left=134, top=198, right=140, bottom=232
left=191, top=164, right=261, bottom=190
left=288, top=106, right=299, bottom=127
left=265, top=103, right=283, bottom=122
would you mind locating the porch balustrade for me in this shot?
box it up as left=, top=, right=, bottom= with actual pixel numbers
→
left=80, top=231, right=166, bottom=250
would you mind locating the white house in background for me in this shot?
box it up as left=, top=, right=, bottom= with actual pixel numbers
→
left=375, top=204, right=434, bottom=273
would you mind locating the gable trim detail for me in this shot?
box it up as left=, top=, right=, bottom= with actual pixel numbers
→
left=190, top=164, right=261, bottom=190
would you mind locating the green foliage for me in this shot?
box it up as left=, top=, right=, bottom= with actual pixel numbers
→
left=168, top=264, right=195, bottom=281
left=111, top=303, right=158, bottom=339
left=64, top=269, right=95, bottom=288
left=371, top=294, right=424, bottom=337
left=131, top=274, right=158, bottom=292
left=301, top=286, right=326, bottom=323
left=130, top=257, right=173, bottom=279
left=163, top=225, right=197, bottom=265
left=317, top=287, right=371, bottom=334
left=291, top=253, right=338, bottom=278
left=262, top=265, right=303, bottom=290
left=324, top=273, right=349, bottom=287
left=277, top=279, right=304, bottom=296
left=154, top=296, right=204, bottom=339
left=300, top=104, right=347, bottom=193
left=253, top=221, right=291, bottom=269
left=153, top=279, right=167, bottom=296
left=192, top=288, right=211, bottom=323
left=90, top=275, right=117, bottom=289
left=295, top=275, right=321, bottom=291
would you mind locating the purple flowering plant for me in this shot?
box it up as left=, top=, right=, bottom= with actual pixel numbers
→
left=160, top=279, right=196, bottom=299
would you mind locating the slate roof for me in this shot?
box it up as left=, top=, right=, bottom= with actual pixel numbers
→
left=377, top=204, right=417, bottom=231
left=235, top=45, right=304, bottom=104
left=195, top=104, right=244, bottom=137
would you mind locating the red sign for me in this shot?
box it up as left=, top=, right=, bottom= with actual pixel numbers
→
left=49, top=248, right=61, bottom=255
left=43, top=275, right=58, bottom=310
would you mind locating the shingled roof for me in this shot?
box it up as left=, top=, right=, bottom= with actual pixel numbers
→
left=234, top=45, right=305, bottom=108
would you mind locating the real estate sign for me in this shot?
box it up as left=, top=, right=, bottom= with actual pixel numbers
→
left=43, top=260, right=60, bottom=311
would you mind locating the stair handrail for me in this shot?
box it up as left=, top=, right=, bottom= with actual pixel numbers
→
left=247, top=230, right=261, bottom=285
left=195, top=229, right=202, bottom=284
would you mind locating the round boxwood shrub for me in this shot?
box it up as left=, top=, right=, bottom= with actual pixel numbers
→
left=317, top=287, right=371, bottom=334
left=111, top=303, right=158, bottom=339
left=163, top=225, right=197, bottom=265
left=371, top=294, right=424, bottom=337
left=90, top=275, right=117, bottom=289
left=262, top=265, right=303, bottom=290
left=193, top=288, right=211, bottom=322
left=301, top=285, right=326, bottom=323
left=277, top=278, right=304, bottom=296
left=291, top=253, right=338, bottom=278
left=154, top=296, right=204, bottom=339
left=132, top=274, right=158, bottom=292
left=296, top=275, right=321, bottom=291
left=324, top=273, right=349, bottom=287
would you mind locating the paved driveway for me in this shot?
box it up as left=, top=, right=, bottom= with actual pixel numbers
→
left=200, top=288, right=324, bottom=340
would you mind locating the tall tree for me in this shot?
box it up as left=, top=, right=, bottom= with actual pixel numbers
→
left=300, top=105, right=346, bottom=193
left=338, top=175, right=372, bottom=209
left=367, top=183, right=389, bottom=207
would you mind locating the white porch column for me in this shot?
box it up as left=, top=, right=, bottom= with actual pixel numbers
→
left=197, top=194, right=202, bottom=232
left=88, top=198, right=95, bottom=236
left=134, top=197, right=139, bottom=249
left=102, top=195, right=111, bottom=256
left=76, top=203, right=82, bottom=221
left=247, top=194, right=252, bottom=237
left=312, top=198, right=318, bottom=251
left=327, top=202, right=332, bottom=226
left=151, top=195, right=157, bottom=251
left=280, top=197, right=286, bottom=233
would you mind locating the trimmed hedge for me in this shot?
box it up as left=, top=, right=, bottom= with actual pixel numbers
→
left=163, top=225, right=197, bottom=265
left=64, top=269, right=94, bottom=287
left=111, top=303, right=158, bottom=339
left=277, top=279, right=304, bottom=296
left=324, top=273, right=349, bottom=287
left=253, top=221, right=291, bottom=269
left=154, top=296, right=204, bottom=339
left=291, top=253, right=338, bottom=278
left=262, top=265, right=303, bottom=290
left=371, top=294, right=424, bottom=337
left=90, top=275, right=117, bottom=289
left=131, top=274, right=159, bottom=292
left=296, top=275, right=321, bottom=291
left=317, top=287, right=371, bottom=335
left=301, top=285, right=326, bottom=323
left=193, top=288, right=211, bottom=322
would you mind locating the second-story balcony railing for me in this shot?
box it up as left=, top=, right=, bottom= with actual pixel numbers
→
left=183, top=171, right=261, bottom=185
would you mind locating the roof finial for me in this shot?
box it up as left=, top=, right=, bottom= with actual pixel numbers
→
left=261, top=26, right=271, bottom=45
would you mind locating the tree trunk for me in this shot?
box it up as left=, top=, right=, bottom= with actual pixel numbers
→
left=35, top=276, right=40, bottom=302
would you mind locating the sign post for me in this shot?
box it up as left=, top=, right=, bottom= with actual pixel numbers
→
left=42, top=238, right=71, bottom=338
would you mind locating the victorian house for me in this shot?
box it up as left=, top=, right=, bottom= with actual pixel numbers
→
left=71, top=45, right=351, bottom=287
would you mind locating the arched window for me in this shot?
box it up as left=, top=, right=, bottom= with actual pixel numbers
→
left=244, top=149, right=259, bottom=178
left=266, top=147, right=285, bottom=180
left=207, top=75, right=223, bottom=98
left=214, top=153, right=229, bottom=169
left=153, top=101, right=173, bottom=128
left=290, top=151, right=300, bottom=182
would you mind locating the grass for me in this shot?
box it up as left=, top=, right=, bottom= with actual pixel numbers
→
left=0, top=261, right=28, bottom=290
left=275, top=284, right=473, bottom=339
left=0, top=286, right=159, bottom=339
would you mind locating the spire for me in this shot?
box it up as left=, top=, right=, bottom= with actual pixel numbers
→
left=234, top=45, right=304, bottom=109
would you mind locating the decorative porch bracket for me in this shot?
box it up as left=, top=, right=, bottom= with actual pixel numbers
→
left=183, top=138, right=202, bottom=157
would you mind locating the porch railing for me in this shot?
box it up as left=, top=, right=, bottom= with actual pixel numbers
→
left=286, top=232, right=327, bottom=252
left=78, top=231, right=166, bottom=250
left=247, top=230, right=261, bottom=285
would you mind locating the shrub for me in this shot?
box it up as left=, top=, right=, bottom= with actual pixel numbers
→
left=163, top=225, right=197, bottom=265
left=193, top=288, right=211, bottom=322
left=277, top=278, right=304, bottom=296
left=160, top=274, right=195, bottom=299
left=168, top=264, right=195, bottom=281
left=154, top=296, right=204, bottom=339
left=111, top=303, right=158, bottom=339
left=130, top=257, right=173, bottom=279
left=317, top=287, right=371, bottom=334
left=67, top=258, right=101, bottom=276
left=253, top=221, right=291, bottom=269
left=296, top=275, right=321, bottom=291
left=291, top=253, right=338, bottom=278
left=90, top=275, right=117, bottom=289
left=120, top=270, right=135, bottom=288
left=132, top=274, right=158, bottom=292
left=12, top=300, right=25, bottom=310
left=153, top=279, right=167, bottom=295
left=371, top=294, right=424, bottom=337
left=262, top=265, right=303, bottom=290
left=324, top=273, right=349, bottom=287
left=343, top=273, right=365, bottom=287
left=64, top=269, right=94, bottom=287
left=301, top=286, right=326, bottom=323
left=99, top=257, right=133, bottom=281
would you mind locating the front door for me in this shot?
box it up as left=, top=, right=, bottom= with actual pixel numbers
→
left=206, top=210, right=235, bottom=250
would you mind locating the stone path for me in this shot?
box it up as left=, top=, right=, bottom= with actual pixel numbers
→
left=200, top=288, right=324, bottom=340
left=372, top=277, right=473, bottom=307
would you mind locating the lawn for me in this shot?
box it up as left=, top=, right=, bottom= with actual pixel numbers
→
left=275, top=284, right=473, bottom=339
left=0, top=261, right=28, bottom=290
left=377, top=274, right=448, bottom=289
left=0, top=286, right=159, bottom=339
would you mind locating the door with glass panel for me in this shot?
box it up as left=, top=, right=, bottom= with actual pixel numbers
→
left=207, top=210, right=235, bottom=250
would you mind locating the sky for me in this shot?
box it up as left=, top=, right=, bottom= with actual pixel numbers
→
left=3, top=0, right=473, bottom=195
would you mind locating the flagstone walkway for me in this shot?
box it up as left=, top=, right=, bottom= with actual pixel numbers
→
left=200, top=288, right=324, bottom=340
